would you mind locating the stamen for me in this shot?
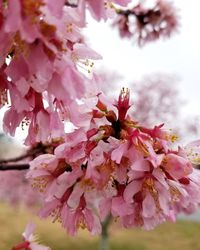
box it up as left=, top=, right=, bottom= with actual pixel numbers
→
left=0, top=90, right=8, bottom=106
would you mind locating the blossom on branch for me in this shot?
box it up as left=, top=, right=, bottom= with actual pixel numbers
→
left=0, top=0, right=199, bottom=242
left=114, top=0, right=179, bottom=46
left=12, top=223, right=50, bottom=250
left=27, top=89, right=200, bottom=234
left=0, top=0, right=100, bottom=145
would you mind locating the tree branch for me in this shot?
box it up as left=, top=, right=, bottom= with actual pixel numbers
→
left=0, top=147, right=43, bottom=164
left=100, top=215, right=112, bottom=250
left=0, top=140, right=53, bottom=167
left=0, top=164, right=30, bottom=171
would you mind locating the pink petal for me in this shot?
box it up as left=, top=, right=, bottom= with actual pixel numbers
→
left=73, top=43, right=102, bottom=60
left=111, top=196, right=133, bottom=217
left=111, top=141, right=129, bottom=164
left=22, top=223, right=36, bottom=240
left=67, top=183, right=84, bottom=209
left=142, top=192, right=156, bottom=218
left=4, top=0, right=21, bottom=32
left=124, top=180, right=142, bottom=203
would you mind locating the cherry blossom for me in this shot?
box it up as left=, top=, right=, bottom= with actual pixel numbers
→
left=0, top=1, right=199, bottom=247
left=12, top=223, right=50, bottom=250
left=114, top=0, right=179, bottom=46
left=27, top=89, right=200, bottom=234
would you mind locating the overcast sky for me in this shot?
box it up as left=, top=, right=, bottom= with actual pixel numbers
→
left=85, top=0, right=200, bottom=117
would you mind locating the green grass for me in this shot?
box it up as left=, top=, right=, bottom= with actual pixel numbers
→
left=1, top=203, right=200, bottom=250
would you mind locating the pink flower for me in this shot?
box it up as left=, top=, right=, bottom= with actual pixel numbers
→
left=12, top=223, right=51, bottom=250
left=184, top=140, right=200, bottom=165
left=86, top=0, right=130, bottom=21
left=27, top=154, right=67, bottom=195
left=26, top=89, right=200, bottom=233
left=114, top=0, right=179, bottom=46
left=39, top=187, right=101, bottom=235
left=113, top=15, right=132, bottom=38
left=0, top=0, right=104, bottom=146
left=114, top=88, right=131, bottom=122
left=111, top=140, right=129, bottom=164
left=3, top=108, right=25, bottom=136
left=62, top=199, right=102, bottom=235
left=164, top=153, right=193, bottom=179
left=45, top=0, right=65, bottom=18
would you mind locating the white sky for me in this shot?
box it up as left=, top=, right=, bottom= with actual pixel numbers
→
left=85, top=0, right=200, bottom=117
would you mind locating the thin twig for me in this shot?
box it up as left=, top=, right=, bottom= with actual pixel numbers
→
left=65, top=0, right=78, bottom=8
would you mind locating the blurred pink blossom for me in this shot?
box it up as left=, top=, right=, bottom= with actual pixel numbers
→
left=114, top=0, right=179, bottom=46
left=12, top=222, right=50, bottom=250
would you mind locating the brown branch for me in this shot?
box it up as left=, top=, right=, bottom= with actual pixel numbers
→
left=0, top=147, right=43, bottom=164
left=0, top=164, right=30, bottom=171
left=0, top=141, right=52, bottom=164
left=0, top=153, right=29, bottom=164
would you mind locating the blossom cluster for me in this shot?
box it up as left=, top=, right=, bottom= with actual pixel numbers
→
left=114, top=0, right=178, bottom=46
left=0, top=0, right=199, bottom=240
left=27, top=89, right=200, bottom=235
left=0, top=0, right=180, bottom=147
left=0, top=0, right=132, bottom=146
